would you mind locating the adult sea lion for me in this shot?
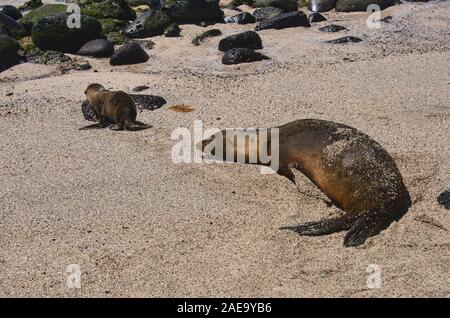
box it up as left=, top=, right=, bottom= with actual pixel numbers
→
left=80, top=83, right=151, bottom=131
left=201, top=119, right=411, bottom=247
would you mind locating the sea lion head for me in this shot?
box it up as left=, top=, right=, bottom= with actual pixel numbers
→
left=200, top=128, right=271, bottom=164
left=85, top=83, right=106, bottom=110
left=85, top=83, right=105, bottom=99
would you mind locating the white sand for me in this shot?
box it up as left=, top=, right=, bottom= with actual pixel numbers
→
left=0, top=2, right=449, bottom=297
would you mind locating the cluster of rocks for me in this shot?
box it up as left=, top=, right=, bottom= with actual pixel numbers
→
left=219, top=31, right=269, bottom=64
left=0, top=0, right=397, bottom=71
left=228, top=0, right=398, bottom=13
left=0, top=0, right=225, bottom=71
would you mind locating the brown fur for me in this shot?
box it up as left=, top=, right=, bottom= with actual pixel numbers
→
left=200, top=119, right=411, bottom=247
left=80, top=83, right=151, bottom=131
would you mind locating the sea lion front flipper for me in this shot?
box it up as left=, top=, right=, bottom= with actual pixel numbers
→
left=280, top=217, right=352, bottom=236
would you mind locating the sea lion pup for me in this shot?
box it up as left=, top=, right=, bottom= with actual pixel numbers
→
left=200, top=119, right=411, bottom=247
left=80, top=83, right=151, bottom=131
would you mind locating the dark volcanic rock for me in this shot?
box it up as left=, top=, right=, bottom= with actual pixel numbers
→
left=58, top=61, right=92, bottom=73
left=0, top=34, right=21, bottom=72
left=437, top=189, right=450, bottom=210
left=82, top=100, right=99, bottom=122
left=18, top=0, right=43, bottom=12
left=98, top=18, right=128, bottom=34
left=129, top=93, right=167, bottom=110
left=192, top=28, right=221, bottom=46
left=308, top=0, right=337, bottom=12
left=31, top=14, right=102, bottom=53
left=255, top=11, right=310, bottom=31
left=319, top=24, right=347, bottom=32
left=0, top=12, right=28, bottom=39
left=218, top=31, right=262, bottom=52
left=335, top=0, right=395, bottom=12
left=123, top=9, right=171, bottom=38
left=163, top=0, right=224, bottom=24
left=164, top=23, right=181, bottom=37
left=109, top=41, right=149, bottom=65
left=379, top=16, right=393, bottom=23
left=222, top=47, right=269, bottom=65
left=0, top=5, right=23, bottom=20
left=132, top=85, right=150, bottom=92
left=252, top=7, right=284, bottom=22
left=106, top=31, right=131, bottom=45
left=126, top=0, right=151, bottom=6
left=224, top=12, right=256, bottom=24
left=81, top=0, right=136, bottom=21
left=326, top=36, right=362, bottom=44
left=82, top=93, right=166, bottom=121
left=308, top=13, right=327, bottom=23
left=253, top=0, right=298, bottom=12
left=18, top=4, right=67, bottom=32
left=23, top=48, right=72, bottom=64
left=78, top=39, right=115, bottom=57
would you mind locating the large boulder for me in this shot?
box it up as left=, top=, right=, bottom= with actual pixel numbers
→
left=78, top=39, right=115, bottom=57
left=0, top=5, right=23, bottom=20
left=110, top=41, right=149, bottom=65
left=252, top=6, right=284, bottom=21
left=18, top=4, right=67, bottom=32
left=222, top=47, right=269, bottom=65
left=253, top=0, right=298, bottom=12
left=255, top=11, right=310, bottom=30
left=0, top=34, right=20, bottom=72
left=218, top=31, right=262, bottom=51
left=31, top=14, right=103, bottom=53
left=123, top=9, right=171, bottom=38
left=308, top=0, right=337, bottom=12
left=163, top=0, right=224, bottom=24
left=335, top=0, right=395, bottom=11
left=81, top=0, right=136, bottom=21
left=224, top=12, right=256, bottom=24
left=0, top=13, right=28, bottom=39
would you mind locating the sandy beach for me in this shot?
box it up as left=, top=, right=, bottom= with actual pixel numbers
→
left=0, top=1, right=449, bottom=297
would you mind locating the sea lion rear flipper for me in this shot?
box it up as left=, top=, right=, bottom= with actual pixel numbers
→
left=280, top=217, right=352, bottom=236
left=277, top=165, right=296, bottom=184
left=133, top=120, right=149, bottom=127
left=344, top=209, right=394, bottom=247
